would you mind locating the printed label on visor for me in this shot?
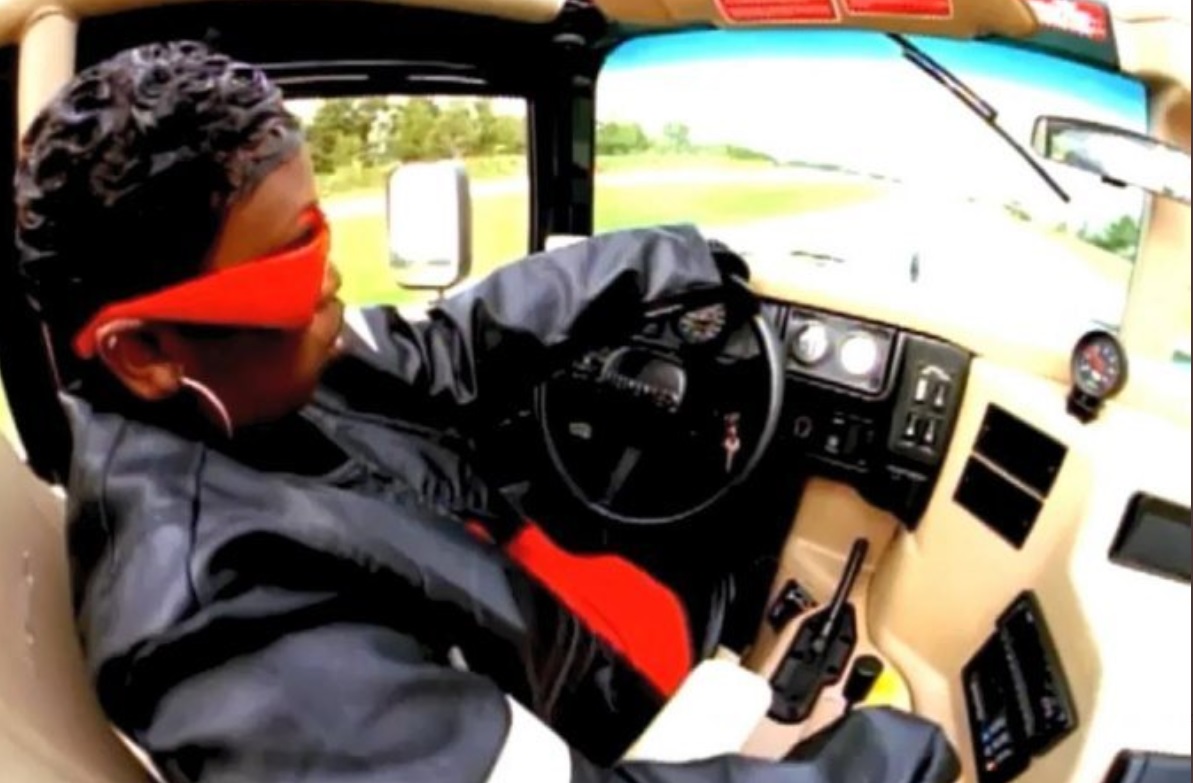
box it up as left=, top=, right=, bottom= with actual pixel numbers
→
left=1025, top=0, right=1109, bottom=40
left=715, top=0, right=839, bottom=23
left=842, top=0, right=952, bottom=17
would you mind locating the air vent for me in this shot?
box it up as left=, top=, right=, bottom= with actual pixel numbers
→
left=955, top=458, right=1042, bottom=548
left=955, top=406, right=1067, bottom=549
left=974, top=405, right=1067, bottom=495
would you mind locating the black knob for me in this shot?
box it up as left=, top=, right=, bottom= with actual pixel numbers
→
left=843, top=654, right=884, bottom=707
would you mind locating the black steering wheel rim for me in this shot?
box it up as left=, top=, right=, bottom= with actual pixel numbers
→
left=535, top=311, right=785, bottom=526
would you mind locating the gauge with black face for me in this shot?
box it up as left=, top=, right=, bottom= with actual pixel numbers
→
left=1072, top=329, right=1127, bottom=400
left=676, top=303, right=728, bottom=345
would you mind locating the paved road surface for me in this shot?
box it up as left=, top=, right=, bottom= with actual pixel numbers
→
left=702, top=192, right=1130, bottom=342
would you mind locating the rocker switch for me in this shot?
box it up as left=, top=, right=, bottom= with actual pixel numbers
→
left=913, top=376, right=930, bottom=403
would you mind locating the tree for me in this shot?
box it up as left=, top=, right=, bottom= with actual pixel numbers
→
left=661, top=122, right=692, bottom=152
left=302, top=95, right=528, bottom=176
left=389, top=97, right=441, bottom=161
left=1081, top=214, right=1141, bottom=259
left=596, top=122, right=650, bottom=155
left=431, top=100, right=480, bottom=157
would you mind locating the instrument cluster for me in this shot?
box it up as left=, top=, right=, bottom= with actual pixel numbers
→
left=785, top=308, right=898, bottom=396
left=761, top=299, right=971, bottom=529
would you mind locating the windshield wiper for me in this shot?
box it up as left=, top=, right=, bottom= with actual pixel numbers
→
left=888, top=33, right=1070, bottom=203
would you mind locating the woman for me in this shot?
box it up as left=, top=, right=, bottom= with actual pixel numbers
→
left=15, top=40, right=958, bottom=783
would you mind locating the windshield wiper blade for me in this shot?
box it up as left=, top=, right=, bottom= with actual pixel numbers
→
left=888, top=33, right=1070, bottom=203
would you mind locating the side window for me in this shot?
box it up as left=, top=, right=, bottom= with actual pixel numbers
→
left=286, top=95, right=530, bottom=308
left=0, top=383, right=16, bottom=452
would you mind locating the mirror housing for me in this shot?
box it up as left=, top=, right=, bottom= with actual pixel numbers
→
left=385, top=160, right=472, bottom=290
left=1031, top=116, right=1191, bottom=205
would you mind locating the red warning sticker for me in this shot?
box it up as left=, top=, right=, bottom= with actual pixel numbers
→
left=841, top=0, right=952, bottom=17
left=1025, top=0, right=1110, bottom=40
left=715, top=0, right=839, bottom=23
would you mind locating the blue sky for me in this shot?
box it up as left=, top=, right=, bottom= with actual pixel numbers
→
left=605, top=29, right=1146, bottom=126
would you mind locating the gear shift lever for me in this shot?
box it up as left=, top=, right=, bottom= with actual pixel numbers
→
left=768, top=538, right=869, bottom=724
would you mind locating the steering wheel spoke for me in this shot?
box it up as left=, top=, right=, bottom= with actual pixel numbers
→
left=537, top=297, right=784, bottom=526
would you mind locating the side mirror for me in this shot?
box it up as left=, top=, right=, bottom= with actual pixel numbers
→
left=385, top=160, right=472, bottom=291
left=1031, top=116, right=1191, bottom=205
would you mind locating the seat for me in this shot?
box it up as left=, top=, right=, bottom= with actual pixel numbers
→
left=0, top=423, right=691, bottom=783
left=0, top=434, right=151, bottom=783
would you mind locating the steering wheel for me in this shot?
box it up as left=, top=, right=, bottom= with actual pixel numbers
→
left=535, top=290, right=785, bottom=526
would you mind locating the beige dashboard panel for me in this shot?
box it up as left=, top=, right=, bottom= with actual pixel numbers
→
left=594, top=0, right=1038, bottom=37
left=866, top=357, right=1191, bottom=782
left=745, top=260, right=1192, bottom=429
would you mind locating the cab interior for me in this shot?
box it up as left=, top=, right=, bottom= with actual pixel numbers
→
left=0, top=1, right=1189, bottom=782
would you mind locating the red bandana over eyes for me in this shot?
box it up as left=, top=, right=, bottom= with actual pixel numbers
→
left=73, top=205, right=331, bottom=359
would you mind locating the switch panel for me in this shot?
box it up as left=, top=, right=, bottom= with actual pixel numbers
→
left=888, top=336, right=969, bottom=466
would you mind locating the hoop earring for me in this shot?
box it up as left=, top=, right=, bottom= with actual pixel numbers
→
left=180, top=377, right=234, bottom=438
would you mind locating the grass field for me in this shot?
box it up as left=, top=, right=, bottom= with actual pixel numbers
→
left=329, top=174, right=884, bottom=306
left=317, top=151, right=775, bottom=201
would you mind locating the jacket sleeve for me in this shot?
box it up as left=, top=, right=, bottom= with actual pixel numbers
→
left=344, top=224, right=749, bottom=419
left=125, top=611, right=956, bottom=783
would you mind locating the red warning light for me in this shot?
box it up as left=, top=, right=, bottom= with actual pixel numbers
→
left=1026, top=0, right=1110, bottom=40
left=715, top=0, right=839, bottom=23
left=842, top=0, right=952, bottom=17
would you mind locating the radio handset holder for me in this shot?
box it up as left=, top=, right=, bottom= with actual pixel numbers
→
left=768, top=538, right=868, bottom=724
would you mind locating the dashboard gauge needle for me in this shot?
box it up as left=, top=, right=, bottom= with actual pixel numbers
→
left=601, top=446, right=642, bottom=505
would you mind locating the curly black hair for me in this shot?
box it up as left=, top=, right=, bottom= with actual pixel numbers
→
left=14, top=40, right=303, bottom=343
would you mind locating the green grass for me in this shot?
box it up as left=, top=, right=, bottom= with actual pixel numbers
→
left=318, top=155, right=529, bottom=200
left=317, top=151, right=775, bottom=202
left=327, top=177, right=883, bottom=306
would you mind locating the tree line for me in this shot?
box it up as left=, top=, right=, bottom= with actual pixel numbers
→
left=302, top=96, right=763, bottom=175
left=303, top=97, right=527, bottom=174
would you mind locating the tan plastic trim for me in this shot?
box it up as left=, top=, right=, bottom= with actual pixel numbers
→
left=16, top=7, right=77, bottom=136
left=1119, top=82, right=1192, bottom=362
left=745, top=261, right=1191, bottom=429
left=0, top=0, right=565, bottom=47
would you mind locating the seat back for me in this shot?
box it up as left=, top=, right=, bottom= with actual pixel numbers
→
left=0, top=433, right=149, bottom=782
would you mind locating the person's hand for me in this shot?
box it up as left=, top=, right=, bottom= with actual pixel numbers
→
left=706, top=238, right=759, bottom=323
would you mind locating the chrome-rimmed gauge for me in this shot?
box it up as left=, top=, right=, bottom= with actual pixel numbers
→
left=790, top=320, right=831, bottom=365
left=676, top=304, right=728, bottom=345
left=1068, top=329, right=1128, bottom=423
left=838, top=331, right=880, bottom=377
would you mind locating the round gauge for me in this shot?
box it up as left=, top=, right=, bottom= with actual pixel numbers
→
left=791, top=321, right=831, bottom=365
left=676, top=304, right=727, bottom=345
left=838, top=331, right=880, bottom=377
left=1072, top=329, right=1128, bottom=399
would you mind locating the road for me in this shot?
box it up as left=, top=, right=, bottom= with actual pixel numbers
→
left=701, top=193, right=1132, bottom=342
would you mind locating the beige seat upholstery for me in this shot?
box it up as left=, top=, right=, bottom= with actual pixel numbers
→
left=0, top=434, right=151, bottom=782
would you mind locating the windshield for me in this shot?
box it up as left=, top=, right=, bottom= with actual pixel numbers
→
left=595, top=30, right=1151, bottom=347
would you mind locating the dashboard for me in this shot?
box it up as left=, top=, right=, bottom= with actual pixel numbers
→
left=760, top=298, right=971, bottom=529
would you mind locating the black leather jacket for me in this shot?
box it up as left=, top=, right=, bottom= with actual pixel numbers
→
left=64, top=225, right=959, bottom=783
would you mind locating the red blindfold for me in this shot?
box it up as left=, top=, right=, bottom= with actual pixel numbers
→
left=74, top=206, right=331, bottom=359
